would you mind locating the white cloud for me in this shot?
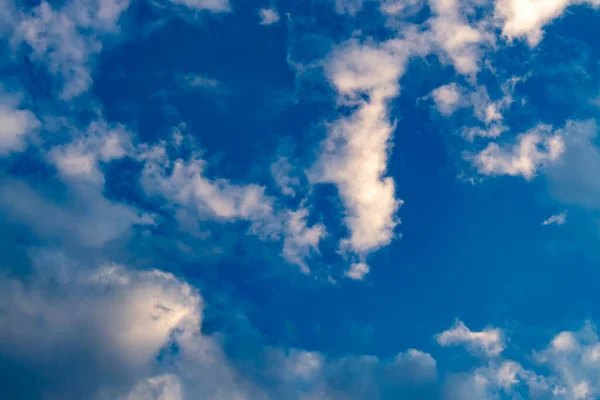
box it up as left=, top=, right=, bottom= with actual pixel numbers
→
left=543, top=211, right=568, bottom=226
left=0, top=251, right=440, bottom=399
left=470, top=124, right=565, bottom=180
left=495, top=0, right=600, bottom=47
left=168, top=0, right=230, bottom=12
left=49, top=120, right=131, bottom=186
left=0, top=93, right=40, bottom=155
left=258, top=7, right=280, bottom=25
left=141, top=143, right=325, bottom=273
left=142, top=152, right=274, bottom=222
left=344, top=262, right=370, bottom=280
left=428, top=0, right=493, bottom=75
left=310, top=36, right=430, bottom=260
left=281, top=208, right=326, bottom=274
left=10, top=0, right=130, bottom=99
left=431, top=83, right=467, bottom=116
left=441, top=320, right=600, bottom=400
left=436, top=319, right=505, bottom=357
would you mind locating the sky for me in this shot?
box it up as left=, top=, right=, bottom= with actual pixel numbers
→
left=3, top=0, right=600, bottom=399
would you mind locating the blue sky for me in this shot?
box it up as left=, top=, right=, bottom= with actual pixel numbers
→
left=3, top=0, right=600, bottom=398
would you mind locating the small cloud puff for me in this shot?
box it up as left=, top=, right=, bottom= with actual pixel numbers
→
left=345, top=262, right=370, bottom=280
left=543, top=211, right=567, bottom=226
left=258, top=7, right=280, bottom=25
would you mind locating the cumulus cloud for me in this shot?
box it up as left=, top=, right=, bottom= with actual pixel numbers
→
left=428, top=0, right=493, bottom=75
left=0, top=93, right=40, bottom=155
left=49, top=120, right=132, bottom=186
left=9, top=0, right=130, bottom=99
left=543, top=211, right=568, bottom=226
left=0, top=254, right=438, bottom=399
left=430, top=83, right=468, bottom=116
left=0, top=262, right=205, bottom=399
left=436, top=319, right=506, bottom=357
left=258, top=7, right=280, bottom=25
left=495, top=0, right=600, bottom=47
left=440, top=320, right=600, bottom=400
left=310, top=34, right=430, bottom=267
left=470, top=124, right=565, bottom=180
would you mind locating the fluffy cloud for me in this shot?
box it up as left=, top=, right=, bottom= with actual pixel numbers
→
left=310, top=34, right=430, bottom=274
left=258, top=7, right=280, bottom=25
left=49, top=120, right=132, bottom=186
left=0, top=93, right=40, bottom=155
left=9, top=0, right=130, bottom=99
left=0, top=262, right=204, bottom=399
left=495, top=0, right=600, bottom=47
left=436, top=319, right=505, bottom=357
left=0, top=254, right=437, bottom=399
left=345, top=262, right=370, bottom=280
left=470, top=124, right=565, bottom=180
left=439, top=320, right=600, bottom=400
left=430, top=83, right=468, bottom=116
left=142, top=150, right=275, bottom=223
left=428, top=0, right=493, bottom=75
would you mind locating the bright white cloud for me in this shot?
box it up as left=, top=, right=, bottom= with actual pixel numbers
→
left=543, top=211, right=568, bottom=226
left=436, top=319, right=506, bottom=357
left=142, top=152, right=274, bottom=222
left=258, top=7, right=280, bottom=25
left=495, top=0, right=600, bottom=47
left=49, top=120, right=131, bottom=186
left=0, top=94, right=40, bottom=155
left=471, top=124, right=565, bottom=180
left=168, top=0, right=230, bottom=12
left=311, top=36, right=429, bottom=260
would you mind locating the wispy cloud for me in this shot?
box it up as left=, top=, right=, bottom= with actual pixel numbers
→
left=543, top=211, right=567, bottom=226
